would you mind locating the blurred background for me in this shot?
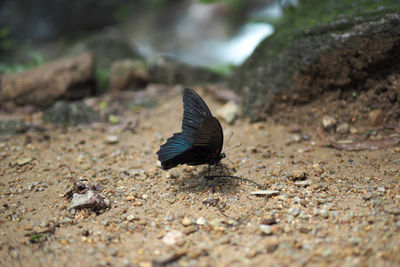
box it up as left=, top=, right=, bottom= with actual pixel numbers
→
left=0, top=0, right=286, bottom=70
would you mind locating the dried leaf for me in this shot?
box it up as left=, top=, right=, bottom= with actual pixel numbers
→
left=329, top=137, right=400, bottom=151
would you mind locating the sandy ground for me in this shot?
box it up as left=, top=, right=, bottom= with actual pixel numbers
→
left=1, top=86, right=400, bottom=266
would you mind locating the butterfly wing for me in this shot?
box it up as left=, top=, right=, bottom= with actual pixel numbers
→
left=188, top=116, right=224, bottom=165
left=157, top=88, right=223, bottom=170
left=157, top=133, right=192, bottom=169
left=181, top=88, right=212, bottom=143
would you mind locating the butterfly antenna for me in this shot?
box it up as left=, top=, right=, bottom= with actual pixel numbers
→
left=223, top=131, right=234, bottom=152
left=224, top=143, right=241, bottom=153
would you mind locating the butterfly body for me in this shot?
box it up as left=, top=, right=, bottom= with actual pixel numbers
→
left=157, top=88, right=225, bottom=170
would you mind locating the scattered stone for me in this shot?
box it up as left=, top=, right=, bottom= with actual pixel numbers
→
left=69, top=190, right=110, bottom=210
left=368, top=109, right=384, bottom=126
left=0, top=53, right=94, bottom=107
left=250, top=190, right=279, bottom=197
left=295, top=180, right=311, bottom=187
left=216, top=101, right=239, bottom=124
left=166, top=169, right=180, bottom=179
left=196, top=217, right=207, bottom=225
left=384, top=207, right=400, bottom=215
left=336, top=122, right=349, bottom=134
left=153, top=249, right=187, bottom=266
left=362, top=193, right=374, bottom=201
left=288, top=134, right=301, bottom=144
left=43, top=100, right=97, bottom=126
left=288, top=207, right=300, bottom=217
left=288, top=170, right=307, bottom=181
left=0, top=120, right=28, bottom=136
left=322, top=115, right=337, bottom=130
left=350, top=127, right=358, bottom=134
left=16, top=157, right=33, bottom=166
left=162, top=230, right=183, bottom=246
left=126, top=195, right=135, bottom=201
left=110, top=59, right=148, bottom=91
left=377, top=187, right=385, bottom=193
left=164, top=213, right=175, bottom=222
left=261, top=216, right=277, bottom=225
left=105, top=135, right=119, bottom=144
left=319, top=209, right=329, bottom=218
left=396, top=221, right=400, bottom=228
left=127, top=215, right=136, bottom=222
left=181, top=217, right=194, bottom=226
left=259, top=225, right=273, bottom=235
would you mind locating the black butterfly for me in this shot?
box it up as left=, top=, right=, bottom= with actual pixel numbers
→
left=157, top=88, right=225, bottom=170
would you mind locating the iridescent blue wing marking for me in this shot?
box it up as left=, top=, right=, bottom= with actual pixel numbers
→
left=157, top=133, right=191, bottom=164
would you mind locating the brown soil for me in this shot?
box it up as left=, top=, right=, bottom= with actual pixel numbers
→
left=1, top=86, right=400, bottom=266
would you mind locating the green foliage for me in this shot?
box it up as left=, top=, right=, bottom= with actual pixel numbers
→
left=206, top=63, right=235, bottom=76
left=108, top=114, right=120, bottom=124
left=255, top=0, right=400, bottom=62
left=114, top=3, right=134, bottom=22
left=148, top=0, right=169, bottom=8
left=95, top=67, right=110, bottom=92
left=0, top=27, right=14, bottom=51
left=29, top=234, right=44, bottom=243
left=99, top=101, right=108, bottom=110
left=0, top=50, right=45, bottom=74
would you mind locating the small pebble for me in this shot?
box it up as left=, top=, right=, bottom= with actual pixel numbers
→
left=377, top=187, right=385, bottom=192
left=166, top=169, right=180, bottom=179
left=162, top=230, right=183, bottom=246
left=181, top=217, right=194, bottom=226
left=288, top=207, right=300, bottom=217
left=295, top=180, right=311, bottom=187
left=336, top=122, right=349, bottom=134
left=127, top=215, right=136, bottom=222
left=261, top=216, right=277, bottom=225
left=319, top=209, right=329, bottom=218
left=288, top=170, right=307, bottom=181
left=322, top=115, right=337, bottom=130
left=196, top=217, right=207, bottom=225
left=249, top=190, right=279, bottom=197
left=368, top=109, right=384, bottom=126
left=216, top=101, right=239, bottom=124
left=105, top=135, right=119, bottom=144
left=259, top=225, right=273, bottom=235
left=164, top=213, right=175, bottom=222
left=16, top=157, right=33, bottom=166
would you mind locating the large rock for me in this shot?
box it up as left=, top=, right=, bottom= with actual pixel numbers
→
left=0, top=53, right=95, bottom=107
left=232, top=2, right=400, bottom=121
left=149, top=57, right=224, bottom=86
left=43, top=100, right=97, bottom=126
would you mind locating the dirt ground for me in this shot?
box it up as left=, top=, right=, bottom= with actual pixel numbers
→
left=1, top=86, right=400, bottom=267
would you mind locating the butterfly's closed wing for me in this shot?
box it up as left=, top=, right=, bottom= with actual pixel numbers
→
left=156, top=88, right=224, bottom=170
left=181, top=88, right=212, bottom=143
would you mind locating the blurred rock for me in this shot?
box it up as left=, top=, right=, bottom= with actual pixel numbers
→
left=336, top=122, right=349, bottom=134
left=232, top=11, right=400, bottom=121
left=0, top=120, right=27, bottom=135
left=162, top=230, right=183, bottom=246
left=109, top=59, right=148, bottom=91
left=70, top=190, right=110, bottom=211
left=68, top=28, right=141, bottom=68
left=149, top=57, right=224, bottom=85
left=216, top=101, right=239, bottom=124
left=368, top=109, right=384, bottom=126
left=0, top=53, right=94, bottom=107
left=322, top=115, right=337, bottom=130
left=43, top=100, right=97, bottom=126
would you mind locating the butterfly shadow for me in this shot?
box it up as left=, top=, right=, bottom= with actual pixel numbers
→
left=173, top=164, right=246, bottom=194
